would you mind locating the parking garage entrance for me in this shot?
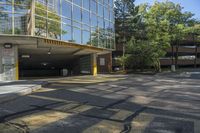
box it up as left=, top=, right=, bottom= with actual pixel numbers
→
left=0, top=36, right=108, bottom=80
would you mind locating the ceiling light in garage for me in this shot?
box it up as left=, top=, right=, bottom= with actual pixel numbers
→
left=21, top=55, right=30, bottom=58
left=41, top=62, right=48, bottom=66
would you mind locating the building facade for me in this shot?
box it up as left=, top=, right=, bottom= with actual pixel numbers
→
left=160, top=35, right=200, bottom=69
left=0, top=0, right=115, bottom=80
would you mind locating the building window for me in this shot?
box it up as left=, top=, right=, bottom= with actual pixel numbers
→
left=73, top=5, right=81, bottom=21
left=0, top=3, right=12, bottom=12
left=98, top=4, right=103, bottom=17
left=82, top=30, right=90, bottom=45
left=0, top=0, right=115, bottom=50
left=62, top=24, right=72, bottom=41
left=0, top=13, right=12, bottom=34
left=98, top=17, right=104, bottom=29
left=82, top=10, right=90, bottom=24
left=73, top=0, right=81, bottom=6
left=104, top=7, right=109, bottom=20
left=47, top=19, right=61, bottom=39
left=62, top=1, right=71, bottom=18
left=83, top=0, right=89, bottom=10
left=35, top=15, right=47, bottom=37
left=14, top=13, right=27, bottom=35
left=90, top=0, right=96, bottom=13
left=91, top=13, right=97, bottom=27
left=73, top=27, right=81, bottom=44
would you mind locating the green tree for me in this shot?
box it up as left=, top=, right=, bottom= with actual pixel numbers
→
left=119, top=1, right=197, bottom=72
left=115, top=0, right=140, bottom=43
left=140, top=1, right=195, bottom=71
left=114, top=0, right=141, bottom=70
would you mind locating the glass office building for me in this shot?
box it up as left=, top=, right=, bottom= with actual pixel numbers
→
left=0, top=0, right=115, bottom=49
left=0, top=0, right=115, bottom=80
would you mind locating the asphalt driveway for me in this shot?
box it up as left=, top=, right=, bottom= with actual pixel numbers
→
left=0, top=73, right=200, bottom=133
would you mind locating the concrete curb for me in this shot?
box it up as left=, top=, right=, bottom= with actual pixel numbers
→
left=0, top=81, right=48, bottom=104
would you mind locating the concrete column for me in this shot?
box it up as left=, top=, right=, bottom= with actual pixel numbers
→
left=91, top=53, right=97, bottom=76
left=0, top=45, right=3, bottom=81
left=0, top=44, right=18, bottom=81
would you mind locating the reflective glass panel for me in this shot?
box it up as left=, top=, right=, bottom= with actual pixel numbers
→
left=73, top=27, right=81, bottom=44
left=62, top=0, right=71, bottom=18
left=48, top=11, right=61, bottom=22
left=48, top=0, right=60, bottom=15
left=91, top=28, right=98, bottom=47
left=91, top=13, right=97, bottom=27
left=14, top=13, right=27, bottom=35
left=98, top=4, right=103, bottom=17
left=62, top=24, right=72, bottom=41
left=35, top=7, right=46, bottom=17
left=62, top=17, right=71, bottom=25
left=14, top=5, right=29, bottom=13
left=98, top=17, right=103, bottom=28
left=74, top=0, right=81, bottom=6
left=82, top=30, right=90, bottom=44
left=73, top=5, right=81, bottom=21
left=35, top=15, right=47, bottom=37
left=104, top=7, right=109, bottom=19
left=0, top=4, right=12, bottom=12
left=48, top=19, right=61, bottom=39
left=0, top=13, right=12, bottom=34
left=83, top=0, right=89, bottom=10
left=0, top=0, right=12, bottom=4
left=109, top=0, right=113, bottom=7
left=82, top=10, right=89, bottom=24
left=73, top=21, right=81, bottom=28
left=14, top=0, right=31, bottom=5
left=90, top=0, right=96, bottom=13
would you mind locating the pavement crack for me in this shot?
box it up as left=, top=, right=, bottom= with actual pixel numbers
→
left=6, top=121, right=30, bottom=133
left=121, top=107, right=147, bottom=133
left=102, top=96, right=132, bottom=110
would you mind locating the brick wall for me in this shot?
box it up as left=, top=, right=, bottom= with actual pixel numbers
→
left=97, top=53, right=112, bottom=73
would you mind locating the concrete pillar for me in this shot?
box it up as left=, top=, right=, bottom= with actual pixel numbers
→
left=0, top=45, right=2, bottom=81
left=91, top=53, right=97, bottom=76
left=0, top=44, right=19, bottom=81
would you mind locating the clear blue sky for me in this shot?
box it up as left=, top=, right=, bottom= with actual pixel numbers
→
left=135, top=0, right=200, bottom=20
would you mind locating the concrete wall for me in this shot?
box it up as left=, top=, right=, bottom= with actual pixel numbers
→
left=0, top=44, right=18, bottom=81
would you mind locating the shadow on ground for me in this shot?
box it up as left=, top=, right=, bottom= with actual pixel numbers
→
left=0, top=73, right=200, bottom=133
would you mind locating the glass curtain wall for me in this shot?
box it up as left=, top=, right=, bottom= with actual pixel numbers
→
left=0, top=0, right=115, bottom=49
left=0, top=0, right=31, bottom=35
left=35, top=0, right=115, bottom=49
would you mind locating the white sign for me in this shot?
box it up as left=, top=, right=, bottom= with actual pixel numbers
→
left=100, top=58, right=105, bottom=66
left=2, top=57, right=15, bottom=65
left=2, top=48, right=14, bottom=56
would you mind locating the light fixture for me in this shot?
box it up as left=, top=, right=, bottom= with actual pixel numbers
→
left=4, top=43, right=12, bottom=49
left=41, top=62, right=48, bottom=66
left=21, top=55, right=30, bottom=58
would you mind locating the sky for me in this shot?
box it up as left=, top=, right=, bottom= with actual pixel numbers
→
left=134, top=0, right=200, bottom=20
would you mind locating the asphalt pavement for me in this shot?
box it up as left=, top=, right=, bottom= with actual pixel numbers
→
left=0, top=73, right=200, bottom=133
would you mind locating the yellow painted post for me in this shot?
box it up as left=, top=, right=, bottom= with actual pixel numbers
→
left=15, top=60, right=19, bottom=80
left=91, top=53, right=97, bottom=76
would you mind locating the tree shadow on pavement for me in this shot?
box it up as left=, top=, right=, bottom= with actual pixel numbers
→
left=0, top=74, right=199, bottom=133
